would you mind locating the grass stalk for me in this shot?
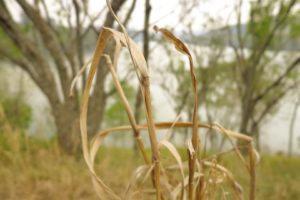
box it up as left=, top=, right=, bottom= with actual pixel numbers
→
left=104, top=55, right=150, bottom=164
left=154, top=26, right=200, bottom=200
left=106, top=1, right=161, bottom=197
left=188, top=55, right=199, bottom=200
left=142, top=77, right=162, bottom=200
left=249, top=143, right=256, bottom=200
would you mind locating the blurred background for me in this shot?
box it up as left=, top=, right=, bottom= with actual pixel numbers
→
left=0, top=0, right=299, bottom=199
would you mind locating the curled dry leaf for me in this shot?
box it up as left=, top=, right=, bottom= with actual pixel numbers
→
left=154, top=25, right=199, bottom=199
left=154, top=25, right=191, bottom=56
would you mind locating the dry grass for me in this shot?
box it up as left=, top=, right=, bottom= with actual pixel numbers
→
left=0, top=134, right=300, bottom=200
left=69, top=1, right=260, bottom=200
left=0, top=107, right=298, bottom=199
left=0, top=135, right=97, bottom=199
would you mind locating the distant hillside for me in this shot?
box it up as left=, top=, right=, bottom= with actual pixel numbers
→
left=188, top=23, right=300, bottom=52
left=13, top=18, right=299, bottom=52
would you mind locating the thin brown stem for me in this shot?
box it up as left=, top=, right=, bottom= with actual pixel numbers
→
left=142, top=77, right=161, bottom=200
left=248, top=143, right=256, bottom=200
left=104, top=55, right=150, bottom=164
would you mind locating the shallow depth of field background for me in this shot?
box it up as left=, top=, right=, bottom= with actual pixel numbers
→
left=0, top=0, right=300, bottom=199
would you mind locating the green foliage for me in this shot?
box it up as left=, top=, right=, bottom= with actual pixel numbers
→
left=103, top=82, right=138, bottom=145
left=0, top=28, right=22, bottom=59
left=0, top=98, right=32, bottom=130
left=246, top=0, right=300, bottom=51
left=199, top=61, right=238, bottom=108
left=105, top=102, right=129, bottom=125
left=105, top=82, right=135, bottom=127
left=256, top=155, right=300, bottom=199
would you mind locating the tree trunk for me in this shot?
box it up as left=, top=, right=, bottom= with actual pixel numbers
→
left=240, top=98, right=254, bottom=135
left=250, top=122, right=260, bottom=151
left=133, top=0, right=151, bottom=152
left=52, top=99, right=80, bottom=155
left=86, top=0, right=126, bottom=136
left=238, top=97, right=255, bottom=152
left=288, top=94, right=300, bottom=157
left=87, top=64, right=108, bottom=136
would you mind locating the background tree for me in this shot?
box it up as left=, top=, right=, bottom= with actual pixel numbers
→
left=0, top=72, right=32, bottom=131
left=0, top=0, right=130, bottom=154
left=288, top=92, right=300, bottom=156
left=158, top=0, right=300, bottom=150
left=133, top=0, right=151, bottom=142
left=230, top=0, right=300, bottom=147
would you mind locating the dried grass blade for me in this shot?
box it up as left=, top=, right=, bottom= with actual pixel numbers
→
left=106, top=27, right=148, bottom=77
left=248, top=143, right=256, bottom=200
left=78, top=27, right=121, bottom=200
left=103, top=54, right=149, bottom=164
left=159, top=175, right=176, bottom=200
left=106, top=0, right=148, bottom=80
left=69, top=58, right=92, bottom=96
left=124, top=164, right=155, bottom=199
left=159, top=140, right=185, bottom=198
left=202, top=161, right=244, bottom=200
left=212, top=123, right=249, bottom=171
left=163, top=114, right=182, bottom=141
left=105, top=3, right=161, bottom=195
left=172, top=173, right=203, bottom=198
left=91, top=122, right=253, bottom=145
left=154, top=25, right=199, bottom=200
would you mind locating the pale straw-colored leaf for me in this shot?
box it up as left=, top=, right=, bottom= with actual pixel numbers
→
left=154, top=25, right=191, bottom=57
left=69, top=58, right=92, bottom=96
left=252, top=148, right=260, bottom=165
left=186, top=139, right=195, bottom=158
left=155, top=25, right=199, bottom=199
left=172, top=172, right=203, bottom=198
left=103, top=54, right=150, bottom=163
left=78, top=27, right=122, bottom=200
left=159, top=140, right=185, bottom=198
left=202, top=161, right=244, bottom=200
left=211, top=122, right=249, bottom=171
left=123, top=164, right=155, bottom=199
left=162, top=114, right=182, bottom=141
left=106, top=0, right=148, bottom=80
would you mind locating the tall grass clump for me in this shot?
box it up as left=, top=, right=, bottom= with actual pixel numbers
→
left=71, top=1, right=260, bottom=199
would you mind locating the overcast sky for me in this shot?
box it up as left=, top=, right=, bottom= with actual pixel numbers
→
left=8, top=0, right=251, bottom=33
left=91, top=0, right=251, bottom=32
